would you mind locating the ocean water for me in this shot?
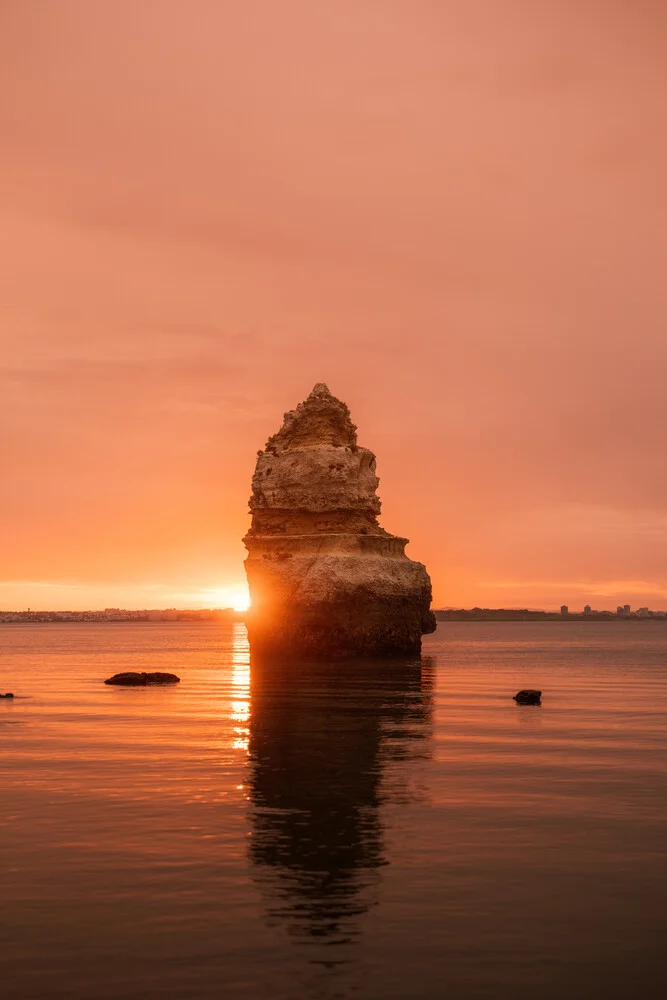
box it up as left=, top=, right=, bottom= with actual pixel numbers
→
left=1, top=621, right=666, bottom=1000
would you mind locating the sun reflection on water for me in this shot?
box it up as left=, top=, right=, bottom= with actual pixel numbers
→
left=230, top=622, right=250, bottom=752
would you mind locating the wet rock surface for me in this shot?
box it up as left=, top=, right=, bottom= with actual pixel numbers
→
left=243, top=383, right=436, bottom=657
left=104, top=672, right=180, bottom=686
left=513, top=689, right=542, bottom=705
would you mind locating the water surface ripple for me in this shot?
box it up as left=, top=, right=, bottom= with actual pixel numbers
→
left=1, top=621, right=666, bottom=999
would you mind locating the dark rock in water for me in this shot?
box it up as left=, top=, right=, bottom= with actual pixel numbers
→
left=104, top=672, right=180, bottom=686
left=243, top=383, right=436, bottom=658
left=1, top=692, right=14, bottom=699
left=513, top=689, right=542, bottom=705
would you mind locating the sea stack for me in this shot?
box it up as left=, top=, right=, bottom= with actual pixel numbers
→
left=243, top=383, right=436, bottom=657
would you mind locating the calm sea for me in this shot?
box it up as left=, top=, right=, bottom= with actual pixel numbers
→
left=1, top=621, right=666, bottom=1000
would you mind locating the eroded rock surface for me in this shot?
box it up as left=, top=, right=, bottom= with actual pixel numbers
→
left=243, top=383, right=436, bottom=656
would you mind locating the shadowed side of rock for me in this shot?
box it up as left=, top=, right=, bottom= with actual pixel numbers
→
left=243, top=384, right=436, bottom=657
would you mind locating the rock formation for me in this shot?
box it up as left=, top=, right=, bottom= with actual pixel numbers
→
left=243, top=383, right=436, bottom=657
left=513, top=689, right=542, bottom=705
left=104, top=672, right=180, bottom=686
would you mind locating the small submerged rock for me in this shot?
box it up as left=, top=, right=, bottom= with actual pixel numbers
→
left=104, top=672, right=180, bottom=686
left=513, top=689, right=542, bottom=705
left=1, top=692, right=14, bottom=699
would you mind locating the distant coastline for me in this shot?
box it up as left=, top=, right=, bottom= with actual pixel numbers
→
left=435, top=608, right=666, bottom=622
left=0, top=608, right=246, bottom=624
left=2, top=606, right=665, bottom=624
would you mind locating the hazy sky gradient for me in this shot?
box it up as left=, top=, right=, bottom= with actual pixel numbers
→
left=1, top=0, right=666, bottom=610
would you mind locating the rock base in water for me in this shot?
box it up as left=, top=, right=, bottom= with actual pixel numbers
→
left=1, top=692, right=14, bottom=699
left=247, top=590, right=433, bottom=658
left=513, top=689, right=542, bottom=705
left=104, top=672, right=180, bottom=686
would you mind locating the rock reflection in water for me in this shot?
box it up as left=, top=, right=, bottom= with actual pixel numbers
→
left=246, top=654, right=434, bottom=951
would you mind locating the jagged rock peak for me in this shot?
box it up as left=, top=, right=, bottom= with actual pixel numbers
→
left=264, top=384, right=358, bottom=453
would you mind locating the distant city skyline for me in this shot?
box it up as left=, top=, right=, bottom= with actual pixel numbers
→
left=3, top=600, right=666, bottom=624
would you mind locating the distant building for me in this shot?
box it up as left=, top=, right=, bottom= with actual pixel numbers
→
left=623, top=604, right=631, bottom=614
left=584, top=605, right=592, bottom=615
left=560, top=605, right=568, bottom=615
left=637, top=607, right=650, bottom=618
left=616, top=606, right=624, bottom=616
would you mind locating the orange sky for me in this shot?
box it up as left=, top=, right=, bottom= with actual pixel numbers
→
left=1, top=1, right=666, bottom=612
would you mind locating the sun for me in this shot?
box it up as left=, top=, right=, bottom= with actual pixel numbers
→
left=231, top=592, right=251, bottom=613
left=201, top=584, right=251, bottom=612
